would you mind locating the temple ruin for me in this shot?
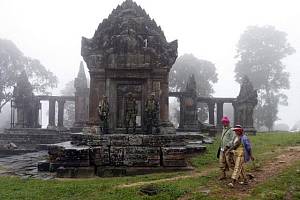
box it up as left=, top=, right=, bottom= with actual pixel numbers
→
left=1, top=0, right=258, bottom=177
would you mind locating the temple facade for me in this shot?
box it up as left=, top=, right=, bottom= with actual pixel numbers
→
left=81, top=0, right=177, bottom=133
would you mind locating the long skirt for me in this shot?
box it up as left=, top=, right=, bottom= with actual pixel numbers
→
left=231, top=154, right=246, bottom=181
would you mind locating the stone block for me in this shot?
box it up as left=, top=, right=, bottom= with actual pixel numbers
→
left=162, top=147, right=187, bottom=167
left=123, top=146, right=160, bottom=167
left=185, top=144, right=206, bottom=154
left=49, top=163, right=62, bottom=172
left=141, top=135, right=186, bottom=147
left=162, top=147, right=187, bottom=159
left=128, top=135, right=143, bottom=146
left=109, top=134, right=129, bottom=146
left=162, top=159, right=187, bottom=167
left=110, top=147, right=125, bottom=166
left=37, top=160, right=50, bottom=172
left=90, top=146, right=110, bottom=166
left=56, top=166, right=95, bottom=178
left=142, top=135, right=170, bottom=147
left=96, top=167, right=126, bottom=177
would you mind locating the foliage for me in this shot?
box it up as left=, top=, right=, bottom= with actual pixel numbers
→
left=169, top=54, right=218, bottom=121
left=234, top=26, right=295, bottom=131
left=0, top=39, right=58, bottom=112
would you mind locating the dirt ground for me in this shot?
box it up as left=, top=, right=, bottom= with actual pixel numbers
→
left=213, top=146, right=300, bottom=199
left=117, top=146, right=300, bottom=200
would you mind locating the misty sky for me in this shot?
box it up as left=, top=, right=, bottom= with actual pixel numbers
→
left=1, top=0, right=299, bottom=127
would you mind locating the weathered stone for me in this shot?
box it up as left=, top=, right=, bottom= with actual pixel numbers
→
left=81, top=0, right=177, bottom=131
left=123, top=146, right=160, bottom=167
left=162, top=160, right=187, bottom=167
left=96, top=166, right=126, bottom=177
left=185, top=144, right=206, bottom=154
left=49, top=163, right=62, bottom=172
left=36, top=0, right=219, bottom=178
left=57, top=166, right=95, bottom=178
left=12, top=71, right=40, bottom=128
left=110, top=147, right=125, bottom=166
left=74, top=61, right=89, bottom=128
left=90, top=146, right=110, bottom=166
left=47, top=142, right=90, bottom=168
left=109, top=135, right=129, bottom=146
left=162, top=147, right=187, bottom=167
left=178, top=75, right=199, bottom=131
left=128, top=135, right=142, bottom=146
left=233, top=75, right=258, bottom=134
left=37, top=161, right=50, bottom=172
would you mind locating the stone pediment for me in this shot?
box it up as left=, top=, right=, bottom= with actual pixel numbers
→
left=81, top=0, right=177, bottom=69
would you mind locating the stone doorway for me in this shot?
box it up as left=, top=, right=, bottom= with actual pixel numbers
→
left=116, top=82, right=144, bottom=128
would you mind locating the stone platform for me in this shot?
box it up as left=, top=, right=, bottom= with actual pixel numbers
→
left=39, top=132, right=208, bottom=177
left=1, top=128, right=72, bottom=150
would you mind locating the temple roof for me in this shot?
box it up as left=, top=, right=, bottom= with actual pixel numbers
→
left=81, top=0, right=177, bottom=68
left=93, top=0, right=165, bottom=40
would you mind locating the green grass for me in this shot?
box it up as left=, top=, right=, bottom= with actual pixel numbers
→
left=0, top=132, right=299, bottom=200
left=191, top=131, right=300, bottom=170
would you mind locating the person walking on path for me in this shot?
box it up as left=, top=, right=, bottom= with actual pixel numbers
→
left=228, top=125, right=255, bottom=187
left=218, top=116, right=235, bottom=180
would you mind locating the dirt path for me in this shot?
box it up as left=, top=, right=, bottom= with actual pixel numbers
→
left=220, top=146, right=300, bottom=199
left=180, top=146, right=300, bottom=200
left=117, top=146, right=300, bottom=200
left=117, top=166, right=217, bottom=189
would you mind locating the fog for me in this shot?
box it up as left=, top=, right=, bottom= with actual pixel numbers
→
left=1, top=0, right=299, bottom=127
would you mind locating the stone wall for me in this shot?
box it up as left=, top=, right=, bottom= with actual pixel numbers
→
left=0, top=129, right=72, bottom=149
left=42, top=132, right=207, bottom=177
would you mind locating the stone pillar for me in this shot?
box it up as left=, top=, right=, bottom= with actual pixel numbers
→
left=160, top=77, right=169, bottom=123
left=208, top=102, right=215, bottom=125
left=232, top=103, right=238, bottom=126
left=216, top=102, right=224, bottom=128
left=88, top=72, right=106, bottom=126
left=159, top=74, right=175, bottom=134
left=33, top=99, right=41, bottom=128
left=48, top=99, right=56, bottom=128
left=178, top=96, right=184, bottom=128
left=57, top=99, right=66, bottom=128
left=15, top=106, right=25, bottom=128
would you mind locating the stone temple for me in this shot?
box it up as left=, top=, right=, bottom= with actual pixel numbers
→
left=81, top=0, right=177, bottom=134
left=0, top=0, right=256, bottom=178
left=38, top=0, right=209, bottom=177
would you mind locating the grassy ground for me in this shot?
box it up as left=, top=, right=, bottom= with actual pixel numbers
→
left=249, top=160, right=300, bottom=200
left=0, top=132, right=299, bottom=200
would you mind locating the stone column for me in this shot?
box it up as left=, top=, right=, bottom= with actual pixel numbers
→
left=160, top=77, right=169, bottom=123
left=179, top=96, right=184, bottom=128
left=57, top=99, right=66, bottom=128
left=48, top=99, right=56, bottom=128
left=33, top=99, right=41, bottom=128
left=216, top=102, right=224, bottom=128
left=232, top=103, right=238, bottom=126
left=15, top=105, right=25, bottom=128
left=159, top=74, right=175, bottom=134
left=208, top=102, right=215, bottom=125
left=88, top=72, right=105, bottom=125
